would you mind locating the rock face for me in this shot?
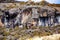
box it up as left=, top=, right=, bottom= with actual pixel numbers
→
left=26, top=34, right=60, bottom=40
left=0, top=3, right=60, bottom=27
